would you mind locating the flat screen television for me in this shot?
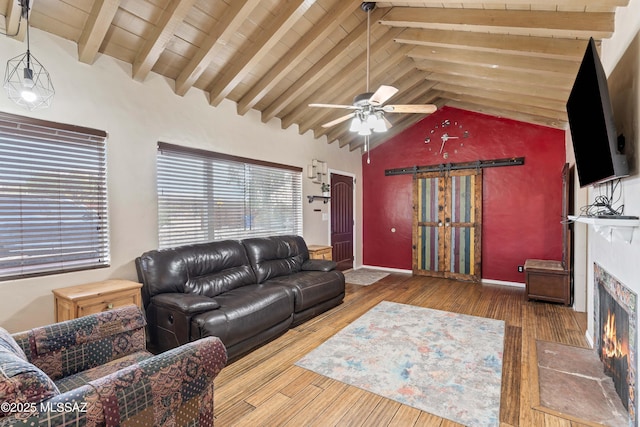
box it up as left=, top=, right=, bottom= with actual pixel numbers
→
left=566, top=37, right=629, bottom=187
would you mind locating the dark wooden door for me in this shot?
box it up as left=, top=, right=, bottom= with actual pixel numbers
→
left=330, top=173, right=354, bottom=271
left=413, top=170, right=482, bottom=282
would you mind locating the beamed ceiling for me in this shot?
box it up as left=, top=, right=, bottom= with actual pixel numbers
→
left=0, top=0, right=628, bottom=151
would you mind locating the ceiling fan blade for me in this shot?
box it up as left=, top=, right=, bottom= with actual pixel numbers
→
left=321, top=112, right=355, bottom=128
left=369, top=85, right=399, bottom=106
left=309, top=103, right=358, bottom=109
left=382, top=104, right=438, bottom=114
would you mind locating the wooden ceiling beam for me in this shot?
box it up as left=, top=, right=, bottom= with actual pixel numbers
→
left=207, top=0, right=311, bottom=107
left=78, top=0, right=120, bottom=64
left=379, top=7, right=614, bottom=39
left=263, top=8, right=389, bottom=125
left=370, top=0, right=627, bottom=7
left=436, top=83, right=567, bottom=116
left=446, top=100, right=567, bottom=129
left=236, top=0, right=361, bottom=116
left=174, top=0, right=261, bottom=96
left=132, top=0, right=196, bottom=82
left=426, top=72, right=570, bottom=103
left=4, top=0, right=23, bottom=40
left=281, top=27, right=403, bottom=132
left=414, top=59, right=574, bottom=89
left=395, top=28, right=589, bottom=60
left=439, top=90, right=567, bottom=122
left=409, top=45, right=579, bottom=76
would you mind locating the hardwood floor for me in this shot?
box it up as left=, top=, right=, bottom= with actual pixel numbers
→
left=213, top=273, right=590, bottom=426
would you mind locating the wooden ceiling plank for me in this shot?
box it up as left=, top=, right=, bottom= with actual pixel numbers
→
left=174, top=0, right=261, bottom=97
left=379, top=8, right=615, bottom=39
left=426, top=72, right=570, bottom=102
left=446, top=100, right=566, bottom=129
left=395, top=28, right=590, bottom=60
left=436, top=82, right=567, bottom=115
left=236, top=0, right=361, bottom=116
left=266, top=7, right=389, bottom=126
left=409, top=45, right=580, bottom=76
left=207, top=0, right=310, bottom=107
left=282, top=27, right=403, bottom=131
left=439, top=89, right=568, bottom=122
left=414, top=58, right=574, bottom=89
left=78, top=0, right=121, bottom=64
left=132, top=0, right=197, bottom=81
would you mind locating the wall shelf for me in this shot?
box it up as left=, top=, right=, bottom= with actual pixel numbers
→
left=307, top=195, right=330, bottom=204
left=569, top=215, right=640, bottom=243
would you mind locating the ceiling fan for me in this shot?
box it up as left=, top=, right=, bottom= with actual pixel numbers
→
left=309, top=2, right=437, bottom=137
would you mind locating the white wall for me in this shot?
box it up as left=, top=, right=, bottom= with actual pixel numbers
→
left=0, top=29, right=362, bottom=332
left=570, top=0, right=640, bottom=419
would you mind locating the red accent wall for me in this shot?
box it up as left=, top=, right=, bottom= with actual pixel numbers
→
left=363, top=106, right=566, bottom=283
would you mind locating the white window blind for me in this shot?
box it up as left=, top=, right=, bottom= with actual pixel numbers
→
left=0, top=112, right=109, bottom=280
left=157, top=142, right=303, bottom=248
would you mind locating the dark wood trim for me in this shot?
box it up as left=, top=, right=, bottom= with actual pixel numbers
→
left=385, top=157, right=525, bottom=176
left=0, top=112, right=107, bottom=138
left=158, top=141, right=302, bottom=172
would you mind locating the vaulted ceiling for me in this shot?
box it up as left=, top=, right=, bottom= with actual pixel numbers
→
left=0, top=1, right=627, bottom=151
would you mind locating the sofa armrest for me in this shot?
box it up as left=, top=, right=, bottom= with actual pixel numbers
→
left=151, top=293, right=220, bottom=315
left=12, top=305, right=147, bottom=380
left=0, top=337, right=227, bottom=427
left=301, top=259, right=337, bottom=272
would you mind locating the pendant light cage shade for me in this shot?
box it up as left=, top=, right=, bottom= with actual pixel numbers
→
left=4, top=52, right=55, bottom=111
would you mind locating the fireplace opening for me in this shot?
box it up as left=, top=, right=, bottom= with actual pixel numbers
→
left=599, top=286, right=630, bottom=411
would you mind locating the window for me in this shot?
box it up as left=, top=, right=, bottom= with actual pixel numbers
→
left=157, top=142, right=302, bottom=248
left=0, top=112, right=109, bottom=280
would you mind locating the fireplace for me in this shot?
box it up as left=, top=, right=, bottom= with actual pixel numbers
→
left=595, top=263, right=638, bottom=426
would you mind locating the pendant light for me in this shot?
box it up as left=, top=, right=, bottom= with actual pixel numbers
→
left=4, top=0, right=55, bottom=111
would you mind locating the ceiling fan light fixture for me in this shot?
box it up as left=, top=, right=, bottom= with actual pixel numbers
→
left=349, top=116, right=361, bottom=132
left=358, top=122, right=372, bottom=136
left=373, top=115, right=387, bottom=133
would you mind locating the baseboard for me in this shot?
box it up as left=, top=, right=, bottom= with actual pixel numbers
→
left=359, top=265, right=413, bottom=274
left=481, top=278, right=525, bottom=288
left=585, top=330, right=594, bottom=348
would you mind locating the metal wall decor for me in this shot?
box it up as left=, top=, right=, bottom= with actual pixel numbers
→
left=424, top=119, right=470, bottom=159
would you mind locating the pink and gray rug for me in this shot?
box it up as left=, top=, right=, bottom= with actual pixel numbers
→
left=296, top=301, right=505, bottom=426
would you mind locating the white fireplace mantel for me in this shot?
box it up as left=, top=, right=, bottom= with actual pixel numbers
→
left=569, top=215, right=640, bottom=244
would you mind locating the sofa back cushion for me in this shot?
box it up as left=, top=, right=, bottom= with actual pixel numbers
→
left=0, top=330, right=60, bottom=417
left=243, top=235, right=309, bottom=283
left=137, top=240, right=256, bottom=302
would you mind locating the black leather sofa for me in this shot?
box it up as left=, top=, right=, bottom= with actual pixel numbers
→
left=136, top=235, right=345, bottom=360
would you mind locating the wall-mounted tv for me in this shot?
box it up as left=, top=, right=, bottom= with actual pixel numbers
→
left=566, top=37, right=629, bottom=187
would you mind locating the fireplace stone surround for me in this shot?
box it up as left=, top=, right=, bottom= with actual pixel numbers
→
left=594, top=263, right=638, bottom=427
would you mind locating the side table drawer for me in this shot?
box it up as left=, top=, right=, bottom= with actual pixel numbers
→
left=76, top=289, right=141, bottom=318
left=308, top=245, right=333, bottom=261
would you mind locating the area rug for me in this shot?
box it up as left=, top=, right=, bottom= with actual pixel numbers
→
left=296, top=301, right=505, bottom=426
left=343, top=268, right=389, bottom=286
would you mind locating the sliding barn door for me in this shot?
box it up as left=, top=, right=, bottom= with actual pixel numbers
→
left=413, top=170, right=482, bottom=282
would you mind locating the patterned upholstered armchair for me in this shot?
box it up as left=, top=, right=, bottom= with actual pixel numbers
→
left=0, top=305, right=227, bottom=426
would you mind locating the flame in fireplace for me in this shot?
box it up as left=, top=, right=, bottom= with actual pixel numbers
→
left=603, top=310, right=626, bottom=359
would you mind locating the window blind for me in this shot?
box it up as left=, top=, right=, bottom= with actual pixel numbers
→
left=0, top=113, right=109, bottom=280
left=157, top=142, right=303, bottom=248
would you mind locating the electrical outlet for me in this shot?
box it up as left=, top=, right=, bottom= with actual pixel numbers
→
left=517, top=265, right=524, bottom=273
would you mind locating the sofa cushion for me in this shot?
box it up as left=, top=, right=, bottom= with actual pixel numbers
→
left=137, top=240, right=257, bottom=301
left=54, top=350, right=152, bottom=393
left=0, top=350, right=60, bottom=417
left=0, top=327, right=27, bottom=361
left=267, top=270, right=345, bottom=312
left=243, top=235, right=309, bottom=283
left=191, top=284, right=294, bottom=348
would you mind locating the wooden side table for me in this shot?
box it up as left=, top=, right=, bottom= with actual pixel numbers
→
left=53, top=279, right=143, bottom=322
left=307, top=245, right=333, bottom=261
left=524, top=259, right=571, bottom=305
